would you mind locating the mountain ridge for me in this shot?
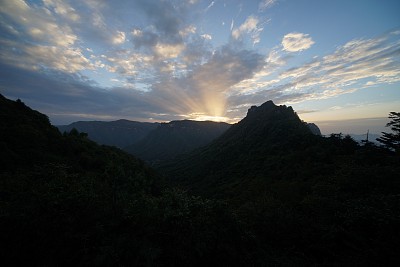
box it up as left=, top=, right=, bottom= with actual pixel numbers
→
left=124, top=119, right=231, bottom=163
left=56, top=103, right=321, bottom=163
left=57, top=119, right=158, bottom=148
left=161, top=101, right=319, bottom=197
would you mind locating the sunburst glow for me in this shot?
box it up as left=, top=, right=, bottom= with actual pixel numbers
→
left=188, top=113, right=230, bottom=122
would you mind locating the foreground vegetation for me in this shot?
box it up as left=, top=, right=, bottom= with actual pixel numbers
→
left=1, top=94, right=399, bottom=266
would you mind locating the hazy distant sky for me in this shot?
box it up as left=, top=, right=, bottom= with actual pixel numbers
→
left=0, top=0, right=399, bottom=133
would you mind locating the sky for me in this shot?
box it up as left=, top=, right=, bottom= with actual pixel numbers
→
left=0, top=0, right=399, bottom=134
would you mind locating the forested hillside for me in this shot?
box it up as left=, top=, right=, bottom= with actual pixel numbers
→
left=1, top=94, right=399, bottom=266
left=161, top=101, right=400, bottom=265
left=0, top=95, right=246, bottom=266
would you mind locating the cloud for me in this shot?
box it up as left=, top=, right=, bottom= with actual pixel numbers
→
left=25, top=46, right=93, bottom=73
left=258, top=0, right=277, bottom=12
left=280, top=32, right=400, bottom=91
left=153, top=43, right=185, bottom=59
left=201, top=34, right=212, bottom=40
left=0, top=0, right=77, bottom=47
left=0, top=62, right=166, bottom=124
left=147, top=45, right=265, bottom=119
left=229, top=31, right=400, bottom=112
left=0, top=0, right=201, bottom=85
left=133, top=0, right=186, bottom=44
left=282, top=32, right=315, bottom=52
left=182, top=36, right=213, bottom=66
left=112, top=31, right=126, bottom=44
left=78, top=3, right=138, bottom=46
left=101, top=50, right=152, bottom=77
left=296, top=109, right=317, bottom=114
left=131, top=29, right=159, bottom=49
left=205, top=1, right=215, bottom=12
left=1, top=27, right=265, bottom=123
left=43, top=0, right=80, bottom=22
left=180, top=25, right=197, bottom=37
left=0, top=0, right=94, bottom=73
left=191, top=46, right=265, bottom=91
left=232, top=15, right=264, bottom=45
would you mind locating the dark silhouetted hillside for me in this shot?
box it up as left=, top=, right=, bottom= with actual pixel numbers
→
left=57, top=120, right=158, bottom=148
left=2, top=94, right=399, bottom=266
left=0, top=94, right=63, bottom=168
left=0, top=94, right=251, bottom=266
left=161, top=100, right=400, bottom=265
left=124, top=120, right=230, bottom=163
left=162, top=101, right=317, bottom=196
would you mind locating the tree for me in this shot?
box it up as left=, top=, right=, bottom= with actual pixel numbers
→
left=376, top=112, right=400, bottom=152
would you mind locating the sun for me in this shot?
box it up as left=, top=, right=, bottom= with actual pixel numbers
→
left=186, top=112, right=229, bottom=122
left=193, top=115, right=230, bottom=122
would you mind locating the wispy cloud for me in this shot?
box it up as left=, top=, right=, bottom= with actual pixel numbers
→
left=43, top=0, right=80, bottom=22
left=205, top=1, right=215, bottom=12
left=258, top=0, right=277, bottom=12
left=282, top=32, right=315, bottom=52
left=232, top=15, right=264, bottom=45
left=229, top=31, right=400, bottom=116
left=280, top=32, right=400, bottom=89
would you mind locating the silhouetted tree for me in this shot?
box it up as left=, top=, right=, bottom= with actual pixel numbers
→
left=68, top=127, right=80, bottom=136
left=342, top=134, right=358, bottom=154
left=376, top=112, right=400, bottom=152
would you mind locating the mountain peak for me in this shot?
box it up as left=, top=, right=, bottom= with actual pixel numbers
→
left=246, top=100, right=295, bottom=117
left=244, top=100, right=296, bottom=123
left=162, top=100, right=320, bottom=195
left=247, top=100, right=275, bottom=114
left=260, top=100, right=276, bottom=108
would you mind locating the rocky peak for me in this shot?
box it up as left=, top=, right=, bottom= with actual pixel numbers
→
left=306, top=123, right=322, bottom=136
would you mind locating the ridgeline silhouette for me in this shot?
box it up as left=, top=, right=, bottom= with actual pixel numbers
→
left=57, top=119, right=158, bottom=148
left=125, top=120, right=230, bottom=163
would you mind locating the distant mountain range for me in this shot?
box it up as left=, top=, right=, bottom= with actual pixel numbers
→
left=57, top=120, right=158, bottom=148
left=57, top=119, right=232, bottom=162
left=58, top=115, right=321, bottom=164
left=124, top=120, right=231, bottom=163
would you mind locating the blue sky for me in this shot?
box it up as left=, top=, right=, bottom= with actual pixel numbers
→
left=0, top=0, right=399, bottom=134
